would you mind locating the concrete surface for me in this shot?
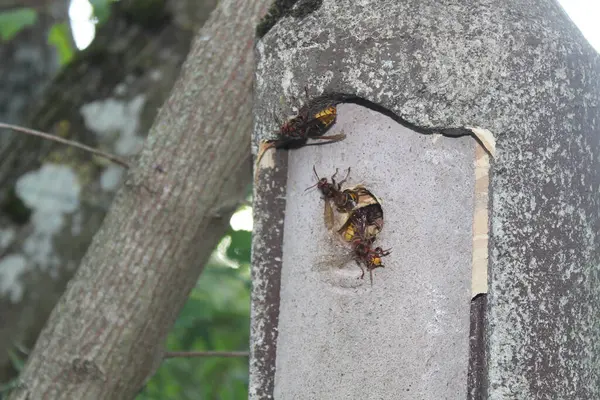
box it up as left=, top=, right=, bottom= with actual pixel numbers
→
left=252, top=0, right=600, bottom=399
left=275, top=104, right=474, bottom=399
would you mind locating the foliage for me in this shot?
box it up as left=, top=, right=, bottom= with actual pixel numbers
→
left=137, top=219, right=252, bottom=400
left=0, top=8, right=37, bottom=41
left=0, top=7, right=74, bottom=66
left=48, top=23, right=74, bottom=65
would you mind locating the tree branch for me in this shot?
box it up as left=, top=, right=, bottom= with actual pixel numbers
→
left=0, top=122, right=130, bottom=168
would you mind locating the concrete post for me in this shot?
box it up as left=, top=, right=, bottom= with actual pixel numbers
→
left=251, top=1, right=600, bottom=399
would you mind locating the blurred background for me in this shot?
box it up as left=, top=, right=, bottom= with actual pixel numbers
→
left=0, top=0, right=596, bottom=399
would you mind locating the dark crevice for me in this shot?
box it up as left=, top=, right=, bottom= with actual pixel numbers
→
left=312, top=92, right=475, bottom=138
left=260, top=91, right=489, bottom=159
left=467, top=293, right=488, bottom=400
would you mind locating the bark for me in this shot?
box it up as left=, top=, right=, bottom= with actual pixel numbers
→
left=0, top=0, right=216, bottom=387
left=252, top=0, right=599, bottom=399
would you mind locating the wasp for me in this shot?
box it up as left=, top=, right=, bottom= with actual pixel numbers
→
left=313, top=196, right=390, bottom=285
left=306, top=166, right=357, bottom=213
left=307, top=166, right=389, bottom=284
left=339, top=204, right=384, bottom=243
left=307, top=166, right=384, bottom=239
left=274, top=104, right=339, bottom=148
left=255, top=88, right=346, bottom=167
left=345, top=212, right=391, bottom=285
left=330, top=193, right=383, bottom=240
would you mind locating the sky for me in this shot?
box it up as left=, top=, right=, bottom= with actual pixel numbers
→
left=556, top=0, right=600, bottom=52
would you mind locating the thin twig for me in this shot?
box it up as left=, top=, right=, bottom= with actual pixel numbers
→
left=0, top=122, right=130, bottom=168
left=163, top=351, right=249, bottom=359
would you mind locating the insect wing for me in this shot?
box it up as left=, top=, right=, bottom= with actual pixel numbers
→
left=314, top=251, right=355, bottom=272
left=329, top=205, right=352, bottom=233
left=324, top=199, right=335, bottom=231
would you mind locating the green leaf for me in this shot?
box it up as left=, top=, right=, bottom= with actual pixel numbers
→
left=226, top=230, right=252, bottom=264
left=0, top=8, right=37, bottom=41
left=48, top=23, right=74, bottom=65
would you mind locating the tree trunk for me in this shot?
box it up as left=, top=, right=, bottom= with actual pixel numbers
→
left=0, top=0, right=216, bottom=388
left=5, top=0, right=270, bottom=398
left=251, top=1, right=599, bottom=399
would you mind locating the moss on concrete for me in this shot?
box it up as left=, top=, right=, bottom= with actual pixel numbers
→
left=256, top=0, right=323, bottom=38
